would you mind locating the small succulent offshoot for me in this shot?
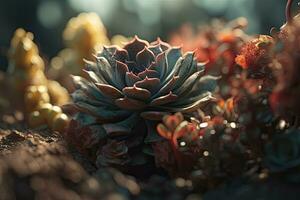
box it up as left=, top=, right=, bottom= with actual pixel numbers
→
left=156, top=113, right=201, bottom=175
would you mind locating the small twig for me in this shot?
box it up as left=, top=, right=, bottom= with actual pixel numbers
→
left=286, top=0, right=294, bottom=24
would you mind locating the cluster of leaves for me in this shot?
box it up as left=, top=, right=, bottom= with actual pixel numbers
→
left=62, top=2, right=300, bottom=194
left=153, top=5, right=300, bottom=193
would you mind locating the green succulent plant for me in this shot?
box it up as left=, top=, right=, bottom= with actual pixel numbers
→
left=67, top=36, right=218, bottom=168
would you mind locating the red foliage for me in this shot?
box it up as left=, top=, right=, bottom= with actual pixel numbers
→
left=235, top=35, right=274, bottom=72
left=169, top=18, right=248, bottom=75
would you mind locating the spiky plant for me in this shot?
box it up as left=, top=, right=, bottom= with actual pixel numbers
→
left=66, top=36, right=217, bottom=168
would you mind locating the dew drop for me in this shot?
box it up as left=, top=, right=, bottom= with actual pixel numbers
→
left=199, top=122, right=208, bottom=128
left=230, top=122, right=237, bottom=129
left=180, top=141, right=186, bottom=147
left=278, top=119, right=286, bottom=130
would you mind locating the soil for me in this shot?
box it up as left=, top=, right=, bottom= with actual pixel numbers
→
left=0, top=117, right=299, bottom=200
left=0, top=118, right=193, bottom=200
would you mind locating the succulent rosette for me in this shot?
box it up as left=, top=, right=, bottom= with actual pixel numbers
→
left=66, top=36, right=217, bottom=168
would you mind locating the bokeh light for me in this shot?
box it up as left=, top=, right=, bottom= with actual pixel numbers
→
left=37, top=0, right=63, bottom=28
left=0, top=0, right=287, bottom=71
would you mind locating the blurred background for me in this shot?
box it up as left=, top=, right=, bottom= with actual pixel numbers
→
left=0, top=0, right=289, bottom=71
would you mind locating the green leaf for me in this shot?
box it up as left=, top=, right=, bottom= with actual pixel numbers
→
left=103, top=113, right=140, bottom=135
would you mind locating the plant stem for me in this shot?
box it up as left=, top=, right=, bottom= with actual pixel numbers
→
left=171, top=137, right=182, bottom=170
left=286, top=0, right=294, bottom=24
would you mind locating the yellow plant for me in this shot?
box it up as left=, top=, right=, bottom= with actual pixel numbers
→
left=48, top=12, right=130, bottom=91
left=7, top=28, right=70, bottom=132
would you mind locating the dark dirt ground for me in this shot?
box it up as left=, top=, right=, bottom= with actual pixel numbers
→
left=0, top=118, right=193, bottom=200
left=0, top=122, right=120, bottom=200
